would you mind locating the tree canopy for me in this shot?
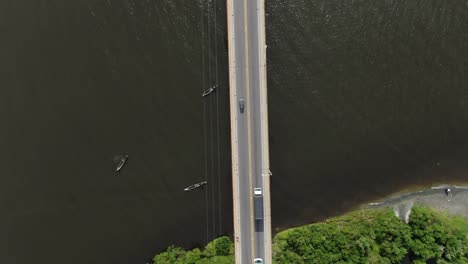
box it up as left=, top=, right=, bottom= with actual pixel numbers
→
left=153, top=236, right=234, bottom=264
left=273, top=206, right=468, bottom=264
left=153, top=205, right=468, bottom=264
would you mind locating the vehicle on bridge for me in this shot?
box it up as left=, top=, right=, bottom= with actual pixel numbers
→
left=239, top=98, right=245, bottom=113
left=254, top=188, right=263, bottom=220
left=254, top=258, right=263, bottom=264
left=254, top=188, right=262, bottom=196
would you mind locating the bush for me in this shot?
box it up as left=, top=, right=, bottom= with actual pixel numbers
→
left=153, top=236, right=234, bottom=264
left=273, top=206, right=468, bottom=264
left=154, top=206, right=468, bottom=264
left=407, top=206, right=468, bottom=263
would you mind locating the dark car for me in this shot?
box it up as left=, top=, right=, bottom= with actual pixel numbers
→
left=254, top=258, right=263, bottom=264
left=239, top=98, right=245, bottom=113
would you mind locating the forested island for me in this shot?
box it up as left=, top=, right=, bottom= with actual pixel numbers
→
left=152, top=205, right=468, bottom=264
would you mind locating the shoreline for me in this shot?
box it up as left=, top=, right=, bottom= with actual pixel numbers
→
left=364, top=180, right=468, bottom=204
left=362, top=183, right=468, bottom=221
left=273, top=181, right=468, bottom=234
left=152, top=182, right=468, bottom=260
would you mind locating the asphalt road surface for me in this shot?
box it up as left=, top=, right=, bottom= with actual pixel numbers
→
left=228, top=0, right=270, bottom=262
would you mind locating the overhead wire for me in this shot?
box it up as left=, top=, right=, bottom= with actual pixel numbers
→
left=201, top=0, right=224, bottom=241
left=213, top=0, right=223, bottom=236
left=206, top=0, right=216, bottom=239
left=200, top=2, right=210, bottom=244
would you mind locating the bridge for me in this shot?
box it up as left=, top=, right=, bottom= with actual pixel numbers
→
left=226, top=0, right=272, bottom=263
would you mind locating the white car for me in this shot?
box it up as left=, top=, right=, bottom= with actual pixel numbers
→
left=254, top=258, right=263, bottom=264
left=254, top=188, right=262, bottom=196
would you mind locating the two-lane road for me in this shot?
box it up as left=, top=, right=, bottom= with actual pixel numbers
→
left=227, top=0, right=272, bottom=263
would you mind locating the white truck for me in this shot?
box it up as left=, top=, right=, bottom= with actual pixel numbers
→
left=253, top=188, right=263, bottom=220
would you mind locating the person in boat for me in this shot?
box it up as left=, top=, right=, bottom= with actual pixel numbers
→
left=444, top=188, right=451, bottom=196
left=202, top=86, right=217, bottom=97
left=116, top=155, right=128, bottom=172
left=184, top=181, right=207, bottom=191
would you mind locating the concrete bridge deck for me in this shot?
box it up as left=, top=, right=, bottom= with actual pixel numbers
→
left=226, top=0, right=272, bottom=263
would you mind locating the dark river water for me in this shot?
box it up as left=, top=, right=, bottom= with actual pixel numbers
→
left=1, top=0, right=467, bottom=263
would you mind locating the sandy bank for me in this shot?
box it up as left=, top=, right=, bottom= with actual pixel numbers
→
left=363, top=184, right=468, bottom=221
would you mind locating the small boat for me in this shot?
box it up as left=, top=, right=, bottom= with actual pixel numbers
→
left=184, top=181, right=207, bottom=192
left=202, top=86, right=217, bottom=97
left=116, top=155, right=128, bottom=172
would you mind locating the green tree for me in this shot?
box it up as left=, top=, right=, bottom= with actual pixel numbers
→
left=273, top=206, right=468, bottom=264
left=154, top=206, right=468, bottom=264
left=153, top=236, right=234, bottom=264
left=153, top=246, right=186, bottom=264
